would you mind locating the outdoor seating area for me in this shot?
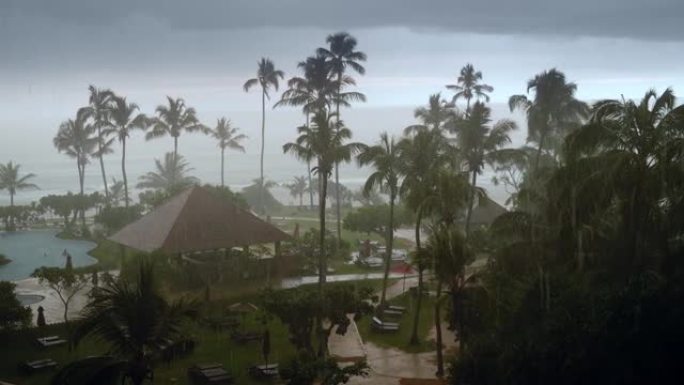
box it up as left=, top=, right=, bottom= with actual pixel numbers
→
left=18, top=359, right=57, bottom=374
left=35, top=336, right=67, bottom=348
left=188, top=362, right=233, bottom=385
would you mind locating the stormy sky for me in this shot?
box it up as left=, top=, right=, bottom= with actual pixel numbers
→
left=0, top=0, right=683, bottom=195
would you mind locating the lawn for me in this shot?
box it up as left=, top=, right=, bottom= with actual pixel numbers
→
left=358, top=292, right=437, bottom=354
left=0, top=310, right=293, bottom=385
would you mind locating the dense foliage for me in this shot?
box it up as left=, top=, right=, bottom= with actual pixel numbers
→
left=0, top=281, right=32, bottom=332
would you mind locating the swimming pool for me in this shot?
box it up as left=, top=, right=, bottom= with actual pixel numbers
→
left=0, top=230, right=97, bottom=281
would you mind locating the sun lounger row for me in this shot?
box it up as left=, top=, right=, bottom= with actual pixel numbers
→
left=371, top=316, right=399, bottom=332
left=188, top=363, right=233, bottom=384
left=35, top=336, right=67, bottom=348
left=19, top=358, right=57, bottom=373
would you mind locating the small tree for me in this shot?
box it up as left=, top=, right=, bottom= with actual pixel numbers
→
left=32, top=267, right=88, bottom=323
left=0, top=281, right=31, bottom=331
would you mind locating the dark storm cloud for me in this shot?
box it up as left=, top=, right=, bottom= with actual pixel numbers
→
left=2, top=0, right=683, bottom=41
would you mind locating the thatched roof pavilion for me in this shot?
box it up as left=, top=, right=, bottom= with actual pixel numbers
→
left=109, top=186, right=290, bottom=254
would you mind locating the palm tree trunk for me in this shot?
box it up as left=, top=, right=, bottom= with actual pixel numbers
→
left=260, top=87, right=266, bottom=214
left=174, top=137, right=179, bottom=160
left=464, top=171, right=477, bottom=240
left=318, top=168, right=328, bottom=291
left=221, top=148, right=225, bottom=187
left=122, top=136, right=129, bottom=209
left=534, top=131, right=547, bottom=172
left=409, top=208, right=424, bottom=345
left=9, top=192, right=14, bottom=230
left=380, top=191, right=395, bottom=305
left=306, top=114, right=314, bottom=211
left=334, top=76, right=342, bottom=246
left=435, top=281, right=445, bottom=377
left=97, top=128, right=109, bottom=200
left=78, top=160, right=86, bottom=230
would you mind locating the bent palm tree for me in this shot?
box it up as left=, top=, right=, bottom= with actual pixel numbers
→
left=317, top=32, right=367, bottom=244
left=137, top=153, right=199, bottom=194
left=85, top=85, right=115, bottom=199
left=357, top=133, right=401, bottom=304
left=509, top=69, right=588, bottom=171
left=73, top=261, right=197, bottom=385
left=146, top=97, right=207, bottom=159
left=406, top=93, right=454, bottom=135
left=446, top=64, right=493, bottom=115
left=109, top=95, right=147, bottom=208
left=244, top=58, right=285, bottom=214
left=211, top=118, right=247, bottom=187
left=0, top=162, right=38, bottom=229
left=54, top=107, right=97, bottom=229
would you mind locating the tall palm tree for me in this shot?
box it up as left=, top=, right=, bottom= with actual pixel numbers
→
left=446, top=64, right=493, bottom=115
left=85, top=85, right=115, bottom=200
left=137, top=153, right=199, bottom=194
left=286, top=176, right=308, bottom=209
left=454, top=101, right=517, bottom=239
left=357, top=133, right=401, bottom=304
left=0, top=162, right=38, bottom=229
left=397, top=129, right=450, bottom=345
left=509, top=69, right=589, bottom=171
left=283, top=110, right=364, bottom=290
left=146, top=97, right=207, bottom=160
left=54, top=107, right=97, bottom=229
left=109, top=95, right=147, bottom=208
left=317, top=32, right=367, bottom=244
left=73, top=261, right=197, bottom=385
left=244, top=58, right=285, bottom=214
left=211, top=118, right=247, bottom=187
left=276, top=54, right=337, bottom=210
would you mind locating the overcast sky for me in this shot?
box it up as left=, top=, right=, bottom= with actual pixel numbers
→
left=1, top=0, right=683, bottom=169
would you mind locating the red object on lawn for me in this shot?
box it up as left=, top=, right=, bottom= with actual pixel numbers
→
left=391, top=262, right=415, bottom=293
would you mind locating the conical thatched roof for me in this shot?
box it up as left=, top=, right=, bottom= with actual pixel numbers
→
left=109, top=186, right=290, bottom=254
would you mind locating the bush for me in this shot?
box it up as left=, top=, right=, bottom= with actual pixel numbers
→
left=0, top=281, right=31, bottom=332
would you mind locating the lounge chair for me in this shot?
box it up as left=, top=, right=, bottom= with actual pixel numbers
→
left=231, top=331, right=262, bottom=344
left=19, top=359, right=58, bottom=374
left=387, top=305, right=406, bottom=313
left=248, top=363, right=279, bottom=380
left=371, top=316, right=399, bottom=332
left=188, top=363, right=233, bottom=384
left=36, top=336, right=67, bottom=348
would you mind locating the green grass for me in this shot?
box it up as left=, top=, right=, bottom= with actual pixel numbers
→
left=358, top=292, right=437, bottom=354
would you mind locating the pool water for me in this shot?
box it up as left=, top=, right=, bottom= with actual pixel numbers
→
left=0, top=230, right=97, bottom=281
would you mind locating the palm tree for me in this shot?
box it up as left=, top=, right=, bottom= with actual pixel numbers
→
left=276, top=55, right=336, bottom=210
left=137, top=153, right=199, bottom=194
left=454, top=101, right=517, bottom=239
left=357, top=133, right=401, bottom=304
left=564, top=88, right=684, bottom=268
left=146, top=97, right=207, bottom=160
left=243, top=58, right=285, bottom=214
left=54, top=107, right=97, bottom=229
left=509, top=69, right=589, bottom=171
left=109, top=95, right=147, bottom=208
left=405, top=93, right=455, bottom=135
left=286, top=176, right=308, bottom=209
left=108, top=178, right=125, bottom=207
left=317, top=32, right=367, bottom=244
left=446, top=64, right=493, bottom=115
left=85, top=85, right=115, bottom=200
left=0, top=162, right=38, bottom=229
left=425, top=221, right=473, bottom=376
left=283, top=110, right=364, bottom=290
left=397, top=129, right=450, bottom=345
left=73, top=261, right=197, bottom=385
left=211, top=118, right=247, bottom=187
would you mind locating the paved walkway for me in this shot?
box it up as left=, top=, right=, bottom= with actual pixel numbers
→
left=329, top=277, right=456, bottom=384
